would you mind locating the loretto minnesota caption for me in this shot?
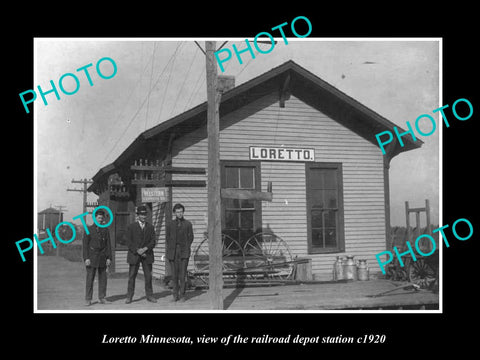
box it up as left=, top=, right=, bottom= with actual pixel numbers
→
left=101, top=334, right=386, bottom=345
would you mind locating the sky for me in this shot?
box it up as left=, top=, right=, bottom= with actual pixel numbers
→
left=34, top=38, right=440, bottom=228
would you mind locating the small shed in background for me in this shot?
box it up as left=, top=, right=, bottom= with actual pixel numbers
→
left=38, top=207, right=63, bottom=232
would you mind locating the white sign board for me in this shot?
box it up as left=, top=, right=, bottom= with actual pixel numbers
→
left=141, top=187, right=169, bottom=203
left=249, top=146, right=315, bottom=162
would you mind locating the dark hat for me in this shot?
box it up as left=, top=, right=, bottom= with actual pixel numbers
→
left=136, top=205, right=148, bottom=215
left=95, top=209, right=105, bottom=216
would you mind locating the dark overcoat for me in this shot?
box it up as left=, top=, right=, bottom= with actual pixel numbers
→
left=166, top=218, right=194, bottom=260
left=124, top=221, right=156, bottom=265
left=82, top=225, right=112, bottom=268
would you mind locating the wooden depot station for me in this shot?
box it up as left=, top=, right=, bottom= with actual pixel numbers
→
left=87, top=60, right=422, bottom=285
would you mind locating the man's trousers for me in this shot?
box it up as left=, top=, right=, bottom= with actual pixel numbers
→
left=169, top=244, right=189, bottom=299
left=85, top=266, right=107, bottom=301
left=127, top=260, right=154, bottom=300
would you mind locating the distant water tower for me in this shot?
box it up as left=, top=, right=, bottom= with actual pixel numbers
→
left=37, top=207, right=63, bottom=231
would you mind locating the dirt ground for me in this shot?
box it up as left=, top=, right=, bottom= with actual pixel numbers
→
left=36, top=255, right=439, bottom=311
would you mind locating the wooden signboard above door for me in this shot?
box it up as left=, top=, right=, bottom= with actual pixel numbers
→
left=221, top=181, right=273, bottom=202
left=141, top=187, right=169, bottom=203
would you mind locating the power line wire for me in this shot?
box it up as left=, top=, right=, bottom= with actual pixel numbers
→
left=169, top=44, right=200, bottom=118
left=145, top=42, right=157, bottom=130
left=194, top=41, right=206, bottom=55
left=100, top=48, right=157, bottom=167
left=101, top=42, right=183, bottom=166
left=157, top=42, right=184, bottom=122
left=235, top=45, right=259, bottom=78
left=184, top=41, right=240, bottom=111
left=183, top=66, right=206, bottom=111
left=217, top=41, right=229, bottom=51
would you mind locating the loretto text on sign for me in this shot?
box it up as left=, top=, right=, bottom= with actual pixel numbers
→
left=249, top=146, right=315, bottom=162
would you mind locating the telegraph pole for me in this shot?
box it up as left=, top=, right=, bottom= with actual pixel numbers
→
left=54, top=205, right=67, bottom=223
left=205, top=41, right=224, bottom=309
left=54, top=205, right=67, bottom=256
left=67, top=178, right=93, bottom=214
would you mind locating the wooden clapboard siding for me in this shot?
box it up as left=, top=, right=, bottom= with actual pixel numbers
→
left=115, top=250, right=128, bottom=273
left=260, top=161, right=308, bottom=259
left=151, top=249, right=163, bottom=278
left=170, top=92, right=386, bottom=280
left=152, top=202, right=167, bottom=278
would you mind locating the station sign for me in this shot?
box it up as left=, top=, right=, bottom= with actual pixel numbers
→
left=249, top=146, right=315, bottom=162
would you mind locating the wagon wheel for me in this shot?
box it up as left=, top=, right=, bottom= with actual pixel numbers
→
left=386, top=263, right=407, bottom=281
left=221, top=234, right=246, bottom=273
left=193, top=234, right=245, bottom=282
left=408, top=258, right=437, bottom=289
left=243, top=232, right=294, bottom=279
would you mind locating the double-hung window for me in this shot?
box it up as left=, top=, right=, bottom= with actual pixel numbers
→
left=221, top=161, right=262, bottom=248
left=306, top=163, right=345, bottom=253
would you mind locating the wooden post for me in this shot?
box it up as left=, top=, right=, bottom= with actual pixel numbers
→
left=82, top=179, right=88, bottom=214
left=405, top=201, right=411, bottom=246
left=425, top=199, right=431, bottom=233
left=164, top=134, right=175, bottom=283
left=415, top=210, right=421, bottom=239
left=205, top=41, right=223, bottom=309
left=425, top=199, right=432, bottom=252
left=383, top=157, right=392, bottom=251
left=54, top=205, right=66, bottom=256
left=67, top=178, right=93, bottom=214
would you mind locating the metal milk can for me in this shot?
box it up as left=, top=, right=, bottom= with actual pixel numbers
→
left=333, top=256, right=344, bottom=280
left=343, top=255, right=357, bottom=280
left=357, top=259, right=369, bottom=281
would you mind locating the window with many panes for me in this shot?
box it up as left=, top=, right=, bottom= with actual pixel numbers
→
left=306, top=163, right=345, bottom=253
left=221, top=161, right=262, bottom=248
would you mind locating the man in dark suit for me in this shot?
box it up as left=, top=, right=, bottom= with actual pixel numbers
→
left=125, top=205, right=157, bottom=304
left=166, top=203, right=194, bottom=302
left=83, top=209, right=112, bottom=306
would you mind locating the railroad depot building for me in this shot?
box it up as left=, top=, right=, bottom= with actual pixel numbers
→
left=88, top=60, right=421, bottom=281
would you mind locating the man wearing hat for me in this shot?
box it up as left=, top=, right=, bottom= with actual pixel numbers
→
left=166, top=203, right=194, bottom=302
left=83, top=209, right=112, bottom=306
left=124, top=205, right=157, bottom=304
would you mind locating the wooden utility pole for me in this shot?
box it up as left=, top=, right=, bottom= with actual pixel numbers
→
left=53, top=205, right=67, bottom=224
left=54, top=205, right=67, bottom=256
left=205, top=41, right=224, bottom=309
left=67, top=178, right=93, bottom=214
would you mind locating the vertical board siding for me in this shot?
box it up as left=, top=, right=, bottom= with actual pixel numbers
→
left=152, top=202, right=167, bottom=278
left=168, top=92, right=386, bottom=280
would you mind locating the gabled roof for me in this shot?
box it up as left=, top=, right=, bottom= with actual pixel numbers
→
left=38, top=207, right=61, bottom=214
left=89, top=60, right=421, bottom=193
